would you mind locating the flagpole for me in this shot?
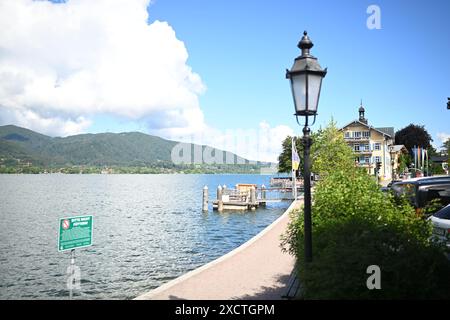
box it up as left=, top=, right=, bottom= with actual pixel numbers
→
left=417, top=146, right=420, bottom=175
left=291, top=137, right=297, bottom=200
left=414, top=145, right=417, bottom=177
left=422, top=148, right=425, bottom=175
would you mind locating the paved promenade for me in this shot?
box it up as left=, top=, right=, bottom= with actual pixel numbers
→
left=135, top=199, right=302, bottom=300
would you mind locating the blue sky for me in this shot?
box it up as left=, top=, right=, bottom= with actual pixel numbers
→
left=0, top=0, right=449, bottom=161
left=142, top=0, right=449, bottom=147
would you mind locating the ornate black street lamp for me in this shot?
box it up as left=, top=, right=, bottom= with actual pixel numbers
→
left=286, top=31, right=327, bottom=263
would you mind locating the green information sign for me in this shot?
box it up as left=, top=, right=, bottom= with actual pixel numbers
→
left=58, top=215, right=93, bottom=252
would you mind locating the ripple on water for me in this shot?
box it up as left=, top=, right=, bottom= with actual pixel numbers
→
left=0, top=174, right=289, bottom=299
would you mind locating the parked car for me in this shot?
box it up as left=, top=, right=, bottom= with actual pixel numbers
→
left=387, top=180, right=402, bottom=188
left=391, top=176, right=450, bottom=215
left=381, top=180, right=402, bottom=193
left=429, top=204, right=450, bottom=249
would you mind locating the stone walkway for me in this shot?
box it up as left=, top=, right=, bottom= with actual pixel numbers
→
left=135, top=199, right=302, bottom=300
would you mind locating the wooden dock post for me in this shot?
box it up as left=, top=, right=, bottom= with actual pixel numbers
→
left=217, top=185, right=223, bottom=212
left=250, top=186, right=256, bottom=210
left=261, top=184, right=266, bottom=206
left=202, top=185, right=208, bottom=212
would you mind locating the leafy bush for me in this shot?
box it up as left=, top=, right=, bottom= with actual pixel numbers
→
left=310, top=121, right=356, bottom=178
left=282, top=168, right=450, bottom=299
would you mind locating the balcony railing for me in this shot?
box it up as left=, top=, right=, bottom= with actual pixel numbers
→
left=344, top=136, right=370, bottom=141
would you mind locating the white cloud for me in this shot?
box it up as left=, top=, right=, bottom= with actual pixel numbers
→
left=437, top=132, right=450, bottom=146
left=0, top=107, right=91, bottom=136
left=0, top=0, right=206, bottom=136
left=0, top=0, right=294, bottom=162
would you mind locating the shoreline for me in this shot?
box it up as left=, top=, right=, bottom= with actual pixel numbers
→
left=135, top=198, right=302, bottom=300
left=0, top=172, right=279, bottom=175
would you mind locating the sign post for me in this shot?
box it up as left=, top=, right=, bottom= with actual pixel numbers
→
left=69, top=249, right=75, bottom=300
left=58, top=215, right=93, bottom=299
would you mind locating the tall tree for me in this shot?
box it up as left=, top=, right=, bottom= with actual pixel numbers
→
left=443, top=138, right=450, bottom=174
left=311, top=121, right=355, bottom=178
left=277, top=120, right=355, bottom=178
left=395, top=124, right=433, bottom=151
left=278, top=136, right=303, bottom=174
left=441, top=138, right=450, bottom=155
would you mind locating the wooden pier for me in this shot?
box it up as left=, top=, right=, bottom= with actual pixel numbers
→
left=203, top=183, right=304, bottom=212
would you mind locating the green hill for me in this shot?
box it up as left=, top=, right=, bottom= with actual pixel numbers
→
left=0, top=125, right=258, bottom=170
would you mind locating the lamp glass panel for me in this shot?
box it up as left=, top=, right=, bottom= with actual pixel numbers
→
left=307, top=73, right=323, bottom=114
left=290, top=73, right=306, bottom=113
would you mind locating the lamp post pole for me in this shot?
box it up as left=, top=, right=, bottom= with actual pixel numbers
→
left=286, top=31, right=327, bottom=263
left=302, top=125, right=313, bottom=262
left=391, top=159, right=395, bottom=180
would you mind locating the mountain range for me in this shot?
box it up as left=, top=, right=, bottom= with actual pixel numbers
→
left=0, top=125, right=257, bottom=168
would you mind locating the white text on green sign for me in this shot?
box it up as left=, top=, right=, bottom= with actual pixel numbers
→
left=58, top=215, right=93, bottom=252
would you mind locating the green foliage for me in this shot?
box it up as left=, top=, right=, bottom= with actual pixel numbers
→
left=310, top=120, right=355, bottom=178
left=395, top=123, right=433, bottom=151
left=0, top=125, right=269, bottom=173
left=281, top=147, right=450, bottom=299
left=422, top=198, right=444, bottom=217
left=277, top=120, right=354, bottom=177
left=425, top=145, right=445, bottom=175
left=295, top=216, right=450, bottom=299
left=397, top=153, right=411, bottom=174
left=441, top=138, right=450, bottom=174
left=277, top=136, right=303, bottom=173
left=442, top=138, right=450, bottom=155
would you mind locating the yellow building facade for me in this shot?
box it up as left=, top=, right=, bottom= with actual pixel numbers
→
left=341, top=104, right=399, bottom=181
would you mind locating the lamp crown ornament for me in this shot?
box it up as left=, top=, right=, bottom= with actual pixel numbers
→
left=298, top=31, right=313, bottom=56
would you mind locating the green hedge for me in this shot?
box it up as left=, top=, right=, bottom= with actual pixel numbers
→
left=282, top=168, right=450, bottom=299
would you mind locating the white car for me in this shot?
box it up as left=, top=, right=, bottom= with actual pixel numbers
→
left=430, top=204, right=450, bottom=248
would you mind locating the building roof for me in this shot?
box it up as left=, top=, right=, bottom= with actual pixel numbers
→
left=431, top=155, right=449, bottom=163
left=390, top=145, right=407, bottom=153
left=376, top=127, right=395, bottom=137
left=340, top=120, right=394, bottom=138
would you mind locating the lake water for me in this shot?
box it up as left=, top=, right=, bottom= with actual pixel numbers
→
left=0, top=174, right=290, bottom=300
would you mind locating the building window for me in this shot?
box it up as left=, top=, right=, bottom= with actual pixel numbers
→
left=364, top=144, right=370, bottom=151
left=374, top=143, right=381, bottom=150
left=354, top=144, right=360, bottom=152
left=363, top=131, right=370, bottom=138
left=359, top=156, right=370, bottom=164
left=354, top=132, right=361, bottom=138
left=344, top=132, right=350, bottom=138
left=374, top=156, right=381, bottom=163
